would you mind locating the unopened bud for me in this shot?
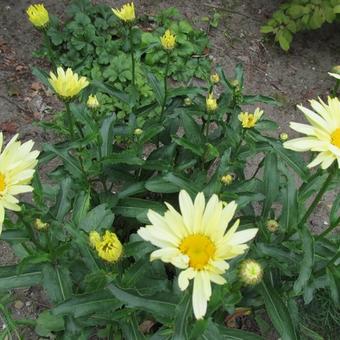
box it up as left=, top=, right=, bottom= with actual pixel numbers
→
left=280, top=132, right=288, bottom=141
left=184, top=97, right=192, bottom=106
left=221, top=174, right=233, bottom=185
left=34, top=218, right=49, bottom=231
left=239, top=259, right=263, bottom=286
left=210, top=73, right=220, bottom=84
left=134, top=128, right=143, bottom=136
left=266, top=219, right=279, bottom=232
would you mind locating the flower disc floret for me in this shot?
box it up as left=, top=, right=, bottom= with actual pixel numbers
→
left=26, top=4, right=49, bottom=28
left=48, top=67, right=89, bottom=100
left=284, top=96, right=340, bottom=169
left=112, top=2, right=135, bottom=22
left=137, top=190, right=258, bottom=319
left=0, top=133, right=39, bottom=235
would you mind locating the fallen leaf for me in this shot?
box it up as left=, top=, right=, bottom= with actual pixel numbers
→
left=0, top=121, right=18, bottom=134
left=225, top=307, right=251, bottom=329
left=31, top=82, right=43, bottom=91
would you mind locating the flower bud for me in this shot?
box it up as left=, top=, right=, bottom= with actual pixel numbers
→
left=266, top=219, right=279, bottom=232
left=134, top=128, right=143, bottom=136
left=184, top=97, right=192, bottom=106
left=221, top=174, right=233, bottom=185
left=206, top=93, right=218, bottom=112
left=239, top=259, right=263, bottom=286
left=34, top=218, right=49, bottom=231
left=230, top=79, right=240, bottom=88
left=210, top=73, right=220, bottom=84
left=87, top=94, right=99, bottom=109
left=280, top=132, right=288, bottom=141
left=161, top=30, right=176, bottom=50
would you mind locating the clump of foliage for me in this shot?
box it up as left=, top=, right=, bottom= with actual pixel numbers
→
left=0, top=1, right=340, bottom=339
left=261, top=0, right=340, bottom=51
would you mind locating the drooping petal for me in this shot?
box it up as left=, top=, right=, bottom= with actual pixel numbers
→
left=192, top=272, right=208, bottom=319
left=178, top=267, right=196, bottom=290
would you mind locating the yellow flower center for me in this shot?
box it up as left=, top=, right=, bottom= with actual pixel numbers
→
left=0, top=173, right=6, bottom=192
left=179, top=234, right=216, bottom=270
left=331, top=128, right=340, bottom=148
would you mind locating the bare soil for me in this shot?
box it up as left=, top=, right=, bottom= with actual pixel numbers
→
left=1, top=0, right=340, bottom=338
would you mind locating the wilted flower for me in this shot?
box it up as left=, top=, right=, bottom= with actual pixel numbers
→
left=89, top=230, right=123, bottom=263
left=0, top=133, right=39, bottom=235
left=221, top=174, right=233, bottom=185
left=266, top=219, right=279, bottom=232
left=239, top=259, right=263, bottom=285
left=238, top=108, right=263, bottom=128
left=26, top=4, right=49, bottom=29
left=328, top=66, right=340, bottom=80
left=48, top=67, right=89, bottom=100
left=161, top=30, right=176, bottom=50
left=138, top=190, right=258, bottom=319
left=112, top=2, right=135, bottom=22
left=284, top=96, right=340, bottom=169
left=34, top=218, right=48, bottom=231
left=87, top=94, right=99, bottom=109
left=134, top=128, right=143, bottom=136
left=210, top=73, right=220, bottom=84
left=279, top=132, right=288, bottom=141
left=206, top=93, right=218, bottom=112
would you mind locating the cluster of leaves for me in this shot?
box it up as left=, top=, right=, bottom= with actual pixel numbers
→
left=0, top=0, right=340, bottom=339
left=40, top=0, right=210, bottom=126
left=261, top=0, right=340, bottom=51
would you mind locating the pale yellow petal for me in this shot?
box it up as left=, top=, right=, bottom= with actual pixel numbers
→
left=178, top=267, right=196, bottom=291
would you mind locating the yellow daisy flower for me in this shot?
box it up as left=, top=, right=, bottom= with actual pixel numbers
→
left=112, top=2, right=135, bottom=22
left=160, top=30, right=176, bottom=50
left=238, top=108, right=263, bottom=128
left=0, top=133, right=39, bottom=235
left=284, top=96, right=340, bottom=169
left=48, top=67, right=89, bottom=100
left=26, top=4, right=49, bottom=29
left=137, top=190, right=258, bottom=319
left=89, top=230, right=123, bottom=263
left=206, top=93, right=218, bottom=112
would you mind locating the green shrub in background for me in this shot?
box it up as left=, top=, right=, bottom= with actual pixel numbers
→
left=261, top=0, right=340, bottom=51
left=0, top=0, right=339, bottom=339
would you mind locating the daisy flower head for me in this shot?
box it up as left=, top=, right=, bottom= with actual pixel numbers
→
left=0, top=133, right=39, bottom=235
left=137, top=190, right=258, bottom=319
left=284, top=96, right=340, bottom=169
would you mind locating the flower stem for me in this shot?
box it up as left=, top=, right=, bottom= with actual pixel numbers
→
left=160, top=52, right=171, bottom=119
left=65, top=102, right=74, bottom=138
left=332, top=79, right=340, bottom=97
left=129, top=26, right=135, bottom=87
left=43, top=30, right=56, bottom=70
left=299, top=165, right=336, bottom=229
left=205, top=111, right=211, bottom=137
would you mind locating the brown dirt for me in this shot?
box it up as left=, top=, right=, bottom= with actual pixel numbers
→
left=1, top=0, right=340, bottom=338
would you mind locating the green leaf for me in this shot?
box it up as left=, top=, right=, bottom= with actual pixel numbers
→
left=53, top=290, right=122, bottom=317
left=92, top=80, right=130, bottom=104
left=31, top=66, right=51, bottom=88
left=293, top=226, right=314, bottom=294
left=172, top=292, right=192, bottom=340
left=145, top=177, right=179, bottom=193
left=326, top=265, right=340, bottom=305
left=79, top=204, right=114, bottom=232
left=0, top=229, right=29, bottom=242
left=72, top=191, right=91, bottom=225
left=107, top=283, right=177, bottom=323
left=172, top=136, right=204, bottom=156
left=42, top=264, right=72, bottom=303
left=243, top=95, right=280, bottom=106
left=44, top=144, right=83, bottom=178
left=260, top=25, right=274, bottom=33
left=330, top=193, right=340, bottom=227
left=145, top=72, right=164, bottom=106
left=100, top=114, right=116, bottom=158
left=35, top=311, right=65, bottom=337
left=259, top=281, right=298, bottom=340
left=0, top=265, right=42, bottom=291
left=52, top=177, right=73, bottom=222
left=262, top=152, right=279, bottom=217
left=180, top=111, right=204, bottom=145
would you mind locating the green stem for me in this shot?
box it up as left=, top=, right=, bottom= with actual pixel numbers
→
left=160, top=52, right=171, bottom=119
left=129, top=26, right=135, bottom=87
left=298, top=166, right=336, bottom=228
left=43, top=30, right=56, bottom=70
left=65, top=102, right=74, bottom=138
left=205, top=111, right=211, bottom=137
